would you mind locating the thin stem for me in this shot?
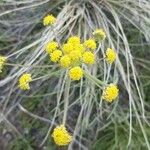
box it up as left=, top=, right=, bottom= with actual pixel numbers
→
left=40, top=72, right=67, bottom=147
left=84, top=70, right=105, bottom=89
left=62, top=77, right=71, bottom=124
left=18, top=104, right=54, bottom=124
left=32, top=70, right=62, bottom=81
left=5, top=63, right=54, bottom=68
left=51, top=26, right=61, bottom=48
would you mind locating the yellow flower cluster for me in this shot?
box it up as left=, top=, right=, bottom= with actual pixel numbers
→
left=60, top=55, right=71, bottom=68
left=105, top=48, right=117, bottom=64
left=102, top=84, right=119, bottom=102
left=0, top=56, right=7, bottom=73
left=45, top=41, right=58, bottom=54
left=52, top=124, right=72, bottom=146
left=82, top=51, right=95, bottom=64
left=45, top=36, right=97, bottom=80
left=69, top=66, right=83, bottom=80
left=62, top=43, right=74, bottom=54
left=50, top=50, right=62, bottom=62
left=68, top=36, right=80, bottom=45
left=43, top=14, right=56, bottom=26
left=93, top=29, right=106, bottom=41
left=84, top=39, right=96, bottom=50
left=19, top=73, right=32, bottom=90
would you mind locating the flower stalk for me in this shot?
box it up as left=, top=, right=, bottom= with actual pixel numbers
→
left=63, top=76, right=71, bottom=124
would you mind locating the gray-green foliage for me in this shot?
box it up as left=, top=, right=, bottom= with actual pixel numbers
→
left=0, top=0, right=150, bottom=149
left=93, top=121, right=150, bottom=150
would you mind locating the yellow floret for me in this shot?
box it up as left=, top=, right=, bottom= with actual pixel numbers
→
left=50, top=50, right=62, bottom=62
left=102, top=84, right=119, bottom=102
left=67, top=36, right=80, bottom=45
left=69, top=50, right=82, bottom=61
left=19, top=73, right=32, bottom=90
left=84, top=39, right=96, bottom=50
left=43, top=14, right=56, bottom=26
left=69, top=66, right=83, bottom=80
left=93, top=29, right=106, bottom=41
left=0, top=56, right=7, bottom=73
left=52, top=124, right=72, bottom=146
left=82, top=51, right=95, bottom=64
left=60, top=55, right=71, bottom=68
left=62, top=43, right=74, bottom=54
left=105, top=48, right=116, bottom=64
left=45, top=41, right=58, bottom=54
left=74, top=44, right=85, bottom=53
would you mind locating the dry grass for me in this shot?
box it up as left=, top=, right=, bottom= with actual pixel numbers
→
left=0, top=0, right=150, bottom=149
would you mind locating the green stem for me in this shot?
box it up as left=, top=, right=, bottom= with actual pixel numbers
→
left=51, top=26, right=61, bottom=48
left=62, top=77, right=71, bottom=124
left=5, top=63, right=54, bottom=68
left=84, top=71, right=105, bottom=88
left=32, top=70, right=62, bottom=81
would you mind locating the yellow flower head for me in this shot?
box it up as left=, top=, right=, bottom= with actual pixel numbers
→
left=19, top=73, right=32, bottom=90
left=0, top=56, right=7, bottom=73
left=93, top=29, right=106, bottom=41
left=69, top=66, right=83, bottom=80
left=82, top=51, right=95, bottom=64
left=68, top=36, right=80, bottom=45
left=45, top=41, right=58, bottom=54
left=52, top=124, right=72, bottom=146
left=60, top=55, right=71, bottom=68
left=102, top=84, right=119, bottom=102
left=74, top=44, right=85, bottom=53
left=105, top=48, right=116, bottom=64
left=62, top=43, right=74, bottom=54
left=84, top=39, right=96, bottom=50
left=43, top=14, right=56, bottom=26
left=50, top=50, right=62, bottom=62
left=69, top=50, right=82, bottom=62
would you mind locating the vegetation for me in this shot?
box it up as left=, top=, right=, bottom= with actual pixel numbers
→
left=0, top=0, right=150, bottom=149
